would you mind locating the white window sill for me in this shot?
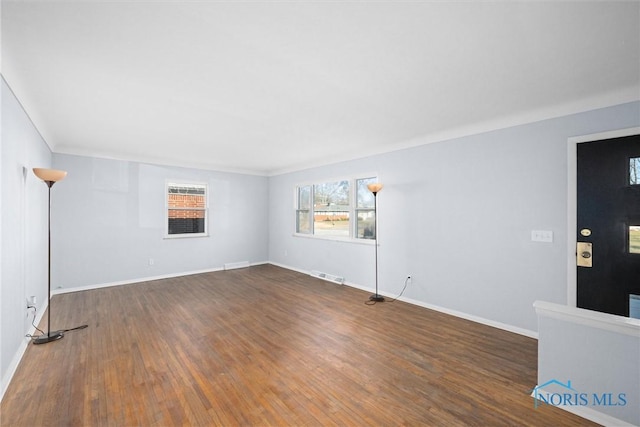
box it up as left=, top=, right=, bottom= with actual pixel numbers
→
left=293, top=233, right=376, bottom=245
left=164, top=233, right=209, bottom=240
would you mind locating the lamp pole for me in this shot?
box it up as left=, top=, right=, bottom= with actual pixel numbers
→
left=368, top=183, right=384, bottom=302
left=33, top=168, right=67, bottom=344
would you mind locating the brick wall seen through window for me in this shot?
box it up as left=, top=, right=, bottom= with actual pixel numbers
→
left=167, top=183, right=207, bottom=236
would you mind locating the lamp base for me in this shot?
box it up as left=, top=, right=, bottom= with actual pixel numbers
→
left=369, top=294, right=385, bottom=302
left=33, top=330, right=64, bottom=345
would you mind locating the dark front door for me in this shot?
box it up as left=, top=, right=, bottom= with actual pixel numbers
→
left=576, top=134, right=640, bottom=317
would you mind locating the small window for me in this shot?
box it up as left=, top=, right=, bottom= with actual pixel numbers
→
left=629, top=225, right=640, bottom=254
left=167, top=183, right=208, bottom=237
left=630, top=157, right=640, bottom=185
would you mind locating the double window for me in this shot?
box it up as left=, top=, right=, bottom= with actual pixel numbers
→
left=166, top=182, right=208, bottom=237
left=296, top=176, right=378, bottom=240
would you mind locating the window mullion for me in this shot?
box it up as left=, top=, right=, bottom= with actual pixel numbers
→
left=310, top=185, right=315, bottom=234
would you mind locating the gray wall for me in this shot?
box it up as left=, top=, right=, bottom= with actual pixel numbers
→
left=51, top=154, right=269, bottom=289
left=1, top=78, right=53, bottom=395
left=268, top=101, right=640, bottom=334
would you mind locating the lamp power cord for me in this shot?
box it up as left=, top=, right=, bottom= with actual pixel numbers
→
left=25, top=306, right=88, bottom=341
left=364, top=276, right=411, bottom=305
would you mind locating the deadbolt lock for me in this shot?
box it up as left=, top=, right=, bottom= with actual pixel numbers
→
left=577, top=242, right=593, bottom=267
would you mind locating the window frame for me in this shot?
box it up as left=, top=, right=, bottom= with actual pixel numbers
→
left=355, top=177, right=378, bottom=240
left=296, top=184, right=312, bottom=235
left=294, top=174, right=379, bottom=243
left=165, top=180, right=209, bottom=239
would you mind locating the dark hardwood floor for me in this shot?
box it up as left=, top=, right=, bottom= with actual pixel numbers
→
left=1, top=264, right=596, bottom=426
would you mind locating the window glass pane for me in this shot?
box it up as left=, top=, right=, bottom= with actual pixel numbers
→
left=630, top=225, right=640, bottom=254
left=168, top=184, right=206, bottom=196
left=356, top=177, right=376, bottom=208
left=296, top=211, right=311, bottom=234
left=314, top=211, right=350, bottom=237
left=168, top=217, right=205, bottom=234
left=314, top=181, right=349, bottom=206
left=630, top=157, right=640, bottom=185
left=357, top=210, right=375, bottom=239
left=630, top=294, right=640, bottom=319
left=313, top=181, right=349, bottom=237
left=168, top=185, right=206, bottom=209
left=298, top=185, right=311, bottom=209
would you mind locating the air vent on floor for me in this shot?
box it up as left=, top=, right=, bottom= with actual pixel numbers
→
left=224, top=261, right=250, bottom=270
left=310, top=270, right=344, bottom=284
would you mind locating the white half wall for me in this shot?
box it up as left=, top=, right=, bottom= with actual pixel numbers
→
left=535, top=301, right=640, bottom=426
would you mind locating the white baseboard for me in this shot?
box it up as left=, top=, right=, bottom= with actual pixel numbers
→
left=268, top=261, right=307, bottom=275
left=224, top=261, right=251, bottom=270
left=1, top=299, right=47, bottom=402
left=52, top=261, right=269, bottom=295
left=269, top=262, right=538, bottom=339
left=400, top=296, right=539, bottom=339
left=52, top=268, right=224, bottom=295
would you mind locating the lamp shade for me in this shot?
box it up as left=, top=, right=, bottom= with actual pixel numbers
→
left=33, top=168, right=67, bottom=182
left=367, top=183, right=383, bottom=193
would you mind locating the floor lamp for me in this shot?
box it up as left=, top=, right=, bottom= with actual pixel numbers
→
left=33, top=168, right=67, bottom=345
left=368, top=183, right=384, bottom=302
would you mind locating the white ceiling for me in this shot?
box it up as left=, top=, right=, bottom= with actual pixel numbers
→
left=2, top=1, right=639, bottom=176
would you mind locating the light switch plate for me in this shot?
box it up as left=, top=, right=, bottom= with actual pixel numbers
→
left=531, top=230, right=553, bottom=243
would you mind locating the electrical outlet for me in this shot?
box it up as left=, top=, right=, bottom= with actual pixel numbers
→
left=26, top=295, right=36, bottom=308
